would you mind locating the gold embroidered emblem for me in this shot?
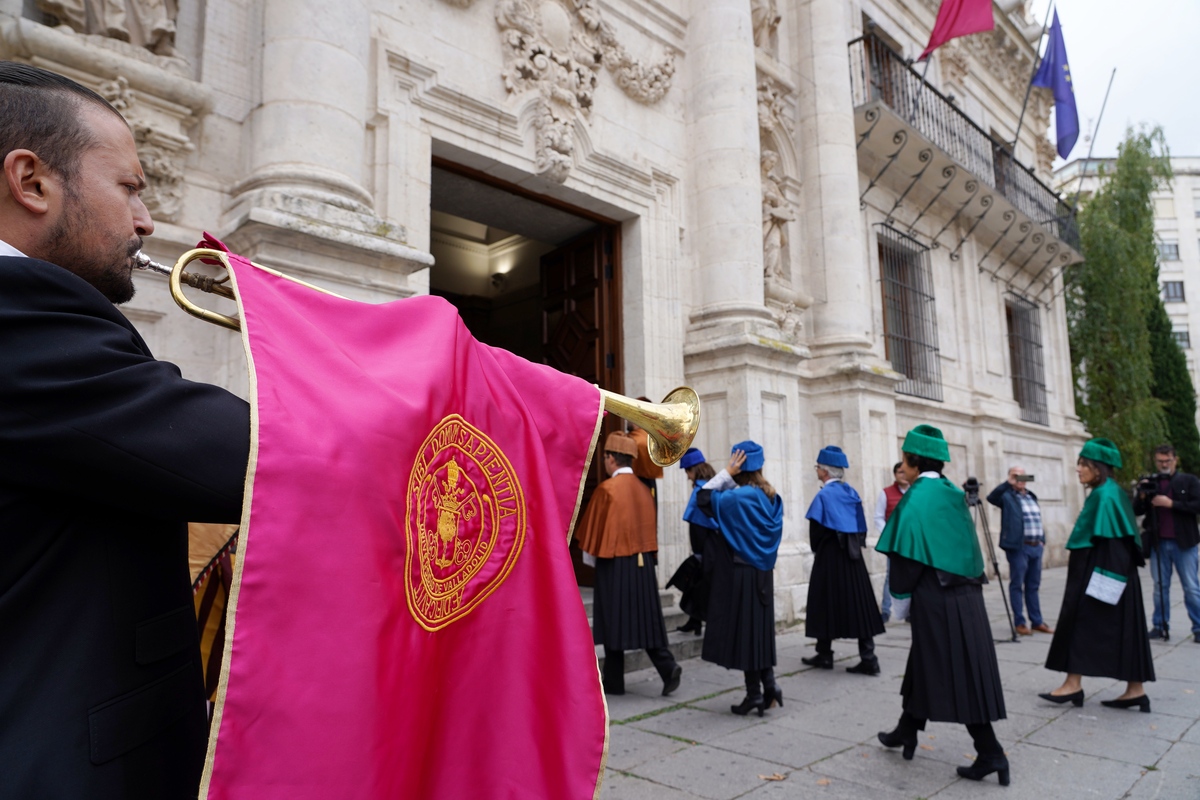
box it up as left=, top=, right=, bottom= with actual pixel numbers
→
left=405, top=415, right=526, bottom=630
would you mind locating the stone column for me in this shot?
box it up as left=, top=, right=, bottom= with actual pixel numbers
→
left=223, top=0, right=432, bottom=299
left=238, top=0, right=372, bottom=209
left=798, top=0, right=874, bottom=353
left=686, top=0, right=771, bottom=327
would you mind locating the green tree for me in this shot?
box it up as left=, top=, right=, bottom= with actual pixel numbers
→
left=1148, top=280, right=1200, bottom=471
left=1065, top=128, right=1173, bottom=481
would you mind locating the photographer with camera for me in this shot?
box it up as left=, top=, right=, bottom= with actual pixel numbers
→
left=1132, top=444, right=1200, bottom=643
left=987, top=467, right=1052, bottom=636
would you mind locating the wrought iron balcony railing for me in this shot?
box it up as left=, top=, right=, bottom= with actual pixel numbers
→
left=848, top=34, right=1079, bottom=251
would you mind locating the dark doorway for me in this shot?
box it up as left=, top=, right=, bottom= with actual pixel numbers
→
left=429, top=160, right=624, bottom=585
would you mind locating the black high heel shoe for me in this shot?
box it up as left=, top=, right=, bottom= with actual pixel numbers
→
left=1100, top=695, right=1151, bottom=713
left=1038, top=690, right=1084, bottom=707
left=731, top=695, right=766, bottom=717
left=877, top=727, right=917, bottom=760
left=957, top=753, right=1010, bottom=786
left=763, top=686, right=784, bottom=709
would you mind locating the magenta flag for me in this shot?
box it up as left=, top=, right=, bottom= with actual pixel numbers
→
left=919, top=0, right=994, bottom=60
left=197, top=237, right=608, bottom=798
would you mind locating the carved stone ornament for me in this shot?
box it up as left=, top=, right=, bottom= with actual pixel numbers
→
left=495, top=0, right=675, bottom=182
left=37, top=0, right=178, bottom=56
left=940, top=42, right=970, bottom=88
left=757, top=77, right=793, bottom=139
left=751, top=0, right=780, bottom=56
left=99, top=76, right=192, bottom=222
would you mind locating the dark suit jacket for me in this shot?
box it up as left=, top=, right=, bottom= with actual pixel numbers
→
left=986, top=482, right=1040, bottom=552
left=0, top=256, right=250, bottom=798
left=1133, top=470, right=1200, bottom=551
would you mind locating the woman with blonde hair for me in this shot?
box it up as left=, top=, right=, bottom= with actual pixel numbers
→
left=696, top=441, right=784, bottom=716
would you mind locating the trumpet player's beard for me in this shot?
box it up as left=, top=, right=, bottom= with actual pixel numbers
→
left=38, top=191, right=142, bottom=305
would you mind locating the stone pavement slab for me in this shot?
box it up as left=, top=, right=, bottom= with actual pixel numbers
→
left=596, top=565, right=1200, bottom=799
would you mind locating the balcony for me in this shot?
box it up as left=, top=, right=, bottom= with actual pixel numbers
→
left=848, top=34, right=1081, bottom=302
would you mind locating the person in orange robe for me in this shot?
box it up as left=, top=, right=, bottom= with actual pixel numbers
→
left=576, top=431, right=682, bottom=696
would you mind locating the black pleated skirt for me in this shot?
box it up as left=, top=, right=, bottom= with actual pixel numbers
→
left=805, top=523, right=885, bottom=641
left=901, top=569, right=1006, bottom=724
left=1046, top=540, right=1155, bottom=682
left=701, top=534, right=776, bottom=671
left=592, top=553, right=669, bottom=651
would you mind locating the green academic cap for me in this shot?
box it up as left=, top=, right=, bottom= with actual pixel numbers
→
left=902, top=424, right=951, bottom=462
left=1080, top=437, right=1122, bottom=469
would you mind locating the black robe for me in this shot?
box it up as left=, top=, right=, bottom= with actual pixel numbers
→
left=0, top=257, right=250, bottom=799
left=1045, top=537, right=1155, bottom=682
left=666, top=522, right=717, bottom=621
left=700, top=531, right=776, bottom=671
left=805, top=520, right=885, bottom=641
left=891, top=554, right=1006, bottom=724
left=592, top=553, right=670, bottom=651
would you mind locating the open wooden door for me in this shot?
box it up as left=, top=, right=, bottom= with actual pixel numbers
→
left=542, top=226, right=621, bottom=586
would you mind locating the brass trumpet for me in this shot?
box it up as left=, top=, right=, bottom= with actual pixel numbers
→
left=136, top=250, right=700, bottom=466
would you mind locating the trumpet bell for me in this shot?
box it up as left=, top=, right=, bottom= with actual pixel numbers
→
left=600, top=387, right=700, bottom=468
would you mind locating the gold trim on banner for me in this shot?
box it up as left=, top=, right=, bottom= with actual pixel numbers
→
left=197, top=253, right=257, bottom=798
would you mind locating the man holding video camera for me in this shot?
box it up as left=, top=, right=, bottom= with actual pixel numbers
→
left=1132, top=445, right=1200, bottom=643
left=988, top=467, right=1052, bottom=635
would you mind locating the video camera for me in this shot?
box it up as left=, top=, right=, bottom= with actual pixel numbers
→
left=962, top=477, right=982, bottom=506
left=1137, top=473, right=1172, bottom=498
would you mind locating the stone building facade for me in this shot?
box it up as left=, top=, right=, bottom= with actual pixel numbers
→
left=1, top=0, right=1089, bottom=622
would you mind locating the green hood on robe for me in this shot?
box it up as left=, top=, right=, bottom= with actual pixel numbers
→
left=1066, top=477, right=1141, bottom=550
left=875, top=475, right=985, bottom=579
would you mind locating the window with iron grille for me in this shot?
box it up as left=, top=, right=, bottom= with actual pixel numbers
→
left=878, top=225, right=942, bottom=401
left=1005, top=295, right=1049, bottom=425
left=1159, top=242, right=1180, bottom=261
left=1173, top=329, right=1191, bottom=349
left=1163, top=281, right=1186, bottom=303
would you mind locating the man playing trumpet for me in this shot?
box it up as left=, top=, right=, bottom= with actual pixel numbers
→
left=0, top=62, right=249, bottom=797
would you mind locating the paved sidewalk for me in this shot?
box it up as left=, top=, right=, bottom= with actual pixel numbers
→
left=598, top=565, right=1200, bottom=799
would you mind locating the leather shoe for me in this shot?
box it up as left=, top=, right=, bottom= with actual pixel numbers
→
left=957, top=753, right=1010, bottom=785
left=1032, top=623, right=1054, bottom=633
left=1015, top=624, right=1032, bottom=636
left=1194, top=632, right=1200, bottom=644
left=661, top=664, right=682, bottom=696
left=1038, top=689, right=1084, bottom=707
left=801, top=654, right=834, bottom=669
left=1147, top=627, right=1165, bottom=640
left=846, top=660, right=881, bottom=676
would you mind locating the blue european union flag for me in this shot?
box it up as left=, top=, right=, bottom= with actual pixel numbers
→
left=1031, top=10, right=1079, bottom=159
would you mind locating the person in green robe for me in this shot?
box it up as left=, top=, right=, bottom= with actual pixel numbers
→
left=1040, top=438, right=1155, bottom=711
left=875, top=424, right=1009, bottom=786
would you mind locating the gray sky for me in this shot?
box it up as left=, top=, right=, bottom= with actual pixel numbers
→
left=1036, top=0, right=1200, bottom=164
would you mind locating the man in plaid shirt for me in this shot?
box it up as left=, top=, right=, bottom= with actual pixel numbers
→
left=988, top=467, right=1052, bottom=635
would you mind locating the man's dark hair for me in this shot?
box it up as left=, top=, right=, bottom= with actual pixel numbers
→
left=1154, top=444, right=1176, bottom=457
left=903, top=451, right=944, bottom=475
left=606, top=451, right=634, bottom=469
left=893, top=461, right=903, bottom=473
left=0, top=62, right=123, bottom=182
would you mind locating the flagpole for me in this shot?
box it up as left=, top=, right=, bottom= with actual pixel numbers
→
left=1043, top=67, right=1116, bottom=304
left=1011, top=1, right=1053, bottom=148
left=909, top=56, right=934, bottom=124
left=1069, top=67, right=1116, bottom=214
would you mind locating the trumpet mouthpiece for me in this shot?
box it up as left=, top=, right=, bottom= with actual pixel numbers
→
left=133, top=251, right=171, bottom=275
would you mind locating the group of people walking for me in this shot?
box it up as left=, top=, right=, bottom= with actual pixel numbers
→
left=576, top=421, right=1179, bottom=787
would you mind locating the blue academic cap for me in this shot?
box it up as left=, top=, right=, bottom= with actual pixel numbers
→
left=679, top=447, right=706, bottom=470
left=732, top=440, right=764, bottom=472
left=817, top=445, right=849, bottom=468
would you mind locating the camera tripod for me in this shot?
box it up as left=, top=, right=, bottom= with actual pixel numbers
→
left=964, top=480, right=1020, bottom=643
